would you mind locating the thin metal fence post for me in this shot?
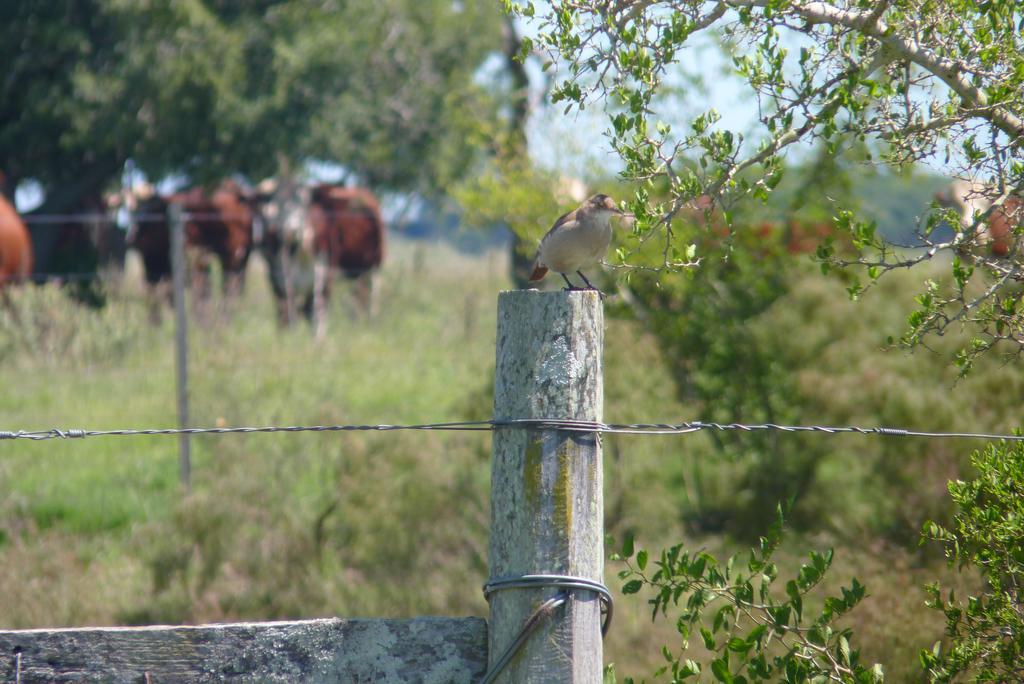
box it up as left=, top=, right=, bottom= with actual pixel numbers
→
left=487, top=289, right=604, bottom=682
left=169, top=202, right=191, bottom=488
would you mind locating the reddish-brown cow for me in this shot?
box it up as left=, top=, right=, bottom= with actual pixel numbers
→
left=0, top=193, right=32, bottom=287
left=176, top=180, right=256, bottom=301
left=309, top=185, right=385, bottom=327
left=986, top=199, right=1022, bottom=257
left=309, top=185, right=384, bottom=277
left=936, top=180, right=1020, bottom=257
left=127, top=180, right=257, bottom=321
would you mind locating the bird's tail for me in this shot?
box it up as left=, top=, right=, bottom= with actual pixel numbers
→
left=529, top=262, right=548, bottom=281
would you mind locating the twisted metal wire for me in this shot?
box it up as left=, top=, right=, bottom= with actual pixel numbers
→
left=2, top=418, right=1022, bottom=442
left=21, top=209, right=394, bottom=225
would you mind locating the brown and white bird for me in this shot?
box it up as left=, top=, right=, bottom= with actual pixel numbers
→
left=529, top=193, right=625, bottom=292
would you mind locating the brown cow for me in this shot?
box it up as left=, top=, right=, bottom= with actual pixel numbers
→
left=260, top=182, right=385, bottom=337
left=15, top=193, right=122, bottom=307
left=127, top=180, right=257, bottom=321
left=310, top=184, right=384, bottom=280
left=0, top=192, right=32, bottom=288
left=176, top=180, right=257, bottom=303
left=935, top=180, right=1020, bottom=257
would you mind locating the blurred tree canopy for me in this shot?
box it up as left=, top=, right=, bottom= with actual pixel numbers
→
left=611, top=147, right=1024, bottom=541
left=0, top=0, right=505, bottom=208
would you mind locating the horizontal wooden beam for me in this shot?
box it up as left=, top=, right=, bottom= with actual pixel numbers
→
left=0, top=617, right=487, bottom=683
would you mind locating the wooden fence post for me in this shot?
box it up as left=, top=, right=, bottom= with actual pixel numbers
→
left=488, top=289, right=604, bottom=682
left=169, top=202, right=191, bottom=489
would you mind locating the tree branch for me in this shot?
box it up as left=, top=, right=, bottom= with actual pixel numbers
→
left=725, top=0, right=1024, bottom=141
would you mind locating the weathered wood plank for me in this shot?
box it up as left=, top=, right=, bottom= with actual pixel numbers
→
left=0, top=617, right=487, bottom=683
left=488, top=289, right=604, bottom=683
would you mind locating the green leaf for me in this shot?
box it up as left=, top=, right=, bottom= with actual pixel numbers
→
left=701, top=627, right=716, bottom=650
left=838, top=635, right=851, bottom=666
left=637, top=549, right=649, bottom=572
left=769, top=605, right=791, bottom=628
left=679, top=659, right=701, bottom=678
left=713, top=605, right=731, bottom=632
left=622, top=579, right=643, bottom=595
left=711, top=658, right=733, bottom=683
left=621, top=532, right=635, bottom=559
left=785, top=580, right=803, bottom=620
left=726, top=636, right=750, bottom=653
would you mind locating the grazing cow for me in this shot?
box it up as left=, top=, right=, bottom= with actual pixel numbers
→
left=310, top=184, right=384, bottom=287
left=176, top=180, right=257, bottom=302
left=936, top=180, right=1020, bottom=257
left=126, top=190, right=172, bottom=320
left=258, top=178, right=315, bottom=326
left=126, top=180, right=258, bottom=321
left=259, top=181, right=385, bottom=337
left=0, top=193, right=32, bottom=288
left=22, top=194, right=123, bottom=306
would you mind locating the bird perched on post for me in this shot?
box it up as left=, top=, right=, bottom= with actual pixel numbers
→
left=529, top=193, right=625, bottom=293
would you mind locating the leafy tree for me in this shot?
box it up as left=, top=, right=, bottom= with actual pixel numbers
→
left=506, top=0, right=1024, bottom=370
left=621, top=214, right=826, bottom=536
left=1, top=1, right=136, bottom=206
left=295, top=0, right=504, bottom=194
left=611, top=141, right=872, bottom=537
left=1, top=2, right=258, bottom=206
left=920, top=441, right=1024, bottom=682
left=0, top=1, right=505, bottom=207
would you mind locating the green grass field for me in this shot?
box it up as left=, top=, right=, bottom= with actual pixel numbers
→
left=0, top=238, right=998, bottom=679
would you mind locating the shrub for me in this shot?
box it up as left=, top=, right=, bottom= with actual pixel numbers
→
left=920, top=441, right=1024, bottom=682
left=613, top=506, right=883, bottom=683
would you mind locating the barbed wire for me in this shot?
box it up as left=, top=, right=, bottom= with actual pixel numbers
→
left=20, top=209, right=383, bottom=226
left=23, top=211, right=237, bottom=223
left=22, top=213, right=120, bottom=224
left=1, top=272, right=106, bottom=283
left=2, top=418, right=1022, bottom=442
